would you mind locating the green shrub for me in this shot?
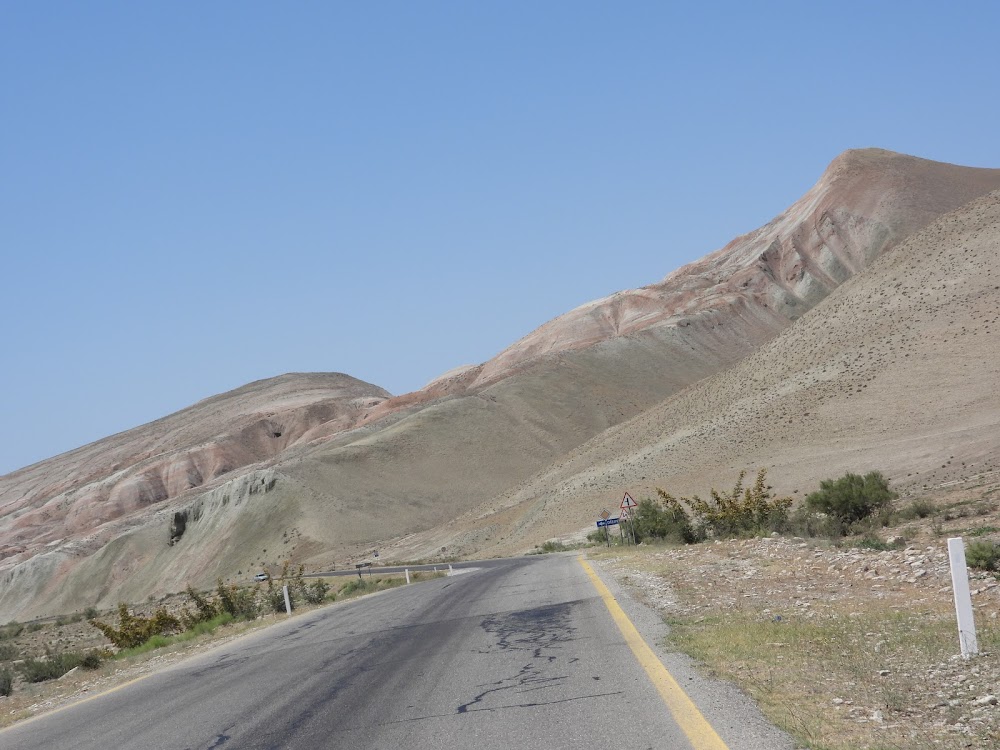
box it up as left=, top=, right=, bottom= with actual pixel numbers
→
left=90, top=604, right=182, bottom=649
left=26, top=622, right=44, bottom=633
left=339, top=579, right=370, bottom=597
left=683, top=469, right=792, bottom=538
left=17, top=651, right=101, bottom=683
left=897, top=498, right=937, bottom=521
left=635, top=494, right=702, bottom=544
left=181, top=586, right=220, bottom=628
left=806, top=471, right=896, bottom=525
left=0, top=622, right=23, bottom=640
left=84, top=606, right=100, bottom=620
left=0, top=669, right=11, bottom=697
left=853, top=533, right=903, bottom=551
left=965, top=540, right=1000, bottom=572
left=0, top=644, right=18, bottom=662
left=303, top=579, right=329, bottom=605
left=265, top=579, right=289, bottom=613
left=216, top=580, right=260, bottom=620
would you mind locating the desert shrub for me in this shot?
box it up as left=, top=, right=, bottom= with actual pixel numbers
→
left=90, top=604, right=182, bottom=649
left=853, top=532, right=904, bottom=551
left=216, top=580, right=259, bottom=620
left=785, top=504, right=846, bottom=538
left=634, top=494, right=702, bottom=544
left=897, top=498, right=937, bottom=521
left=339, top=579, right=370, bottom=597
left=180, top=586, right=220, bottom=628
left=965, top=540, right=1000, bottom=572
left=83, top=606, right=100, bottom=619
left=535, top=540, right=570, bottom=553
left=806, top=471, right=896, bottom=525
left=264, top=580, right=289, bottom=614
left=0, top=644, right=18, bottom=662
left=0, top=622, right=23, bottom=640
left=303, top=579, right=329, bottom=605
left=26, top=623, right=44, bottom=633
left=0, top=670, right=12, bottom=697
left=683, top=469, right=792, bottom=538
left=17, top=650, right=102, bottom=683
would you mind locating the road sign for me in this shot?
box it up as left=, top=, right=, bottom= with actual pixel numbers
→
left=621, top=492, right=637, bottom=510
left=619, top=507, right=631, bottom=520
left=596, top=518, right=620, bottom=528
left=599, top=509, right=611, bottom=520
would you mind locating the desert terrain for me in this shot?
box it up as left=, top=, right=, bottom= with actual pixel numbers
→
left=2, top=148, right=1000, bottom=621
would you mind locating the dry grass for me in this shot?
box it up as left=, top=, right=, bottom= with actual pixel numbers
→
left=594, top=498, right=1000, bottom=750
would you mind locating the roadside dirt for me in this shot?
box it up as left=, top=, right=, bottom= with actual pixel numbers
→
left=594, top=492, right=1000, bottom=749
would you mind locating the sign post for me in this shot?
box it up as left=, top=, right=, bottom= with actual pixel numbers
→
left=621, top=493, right=638, bottom=545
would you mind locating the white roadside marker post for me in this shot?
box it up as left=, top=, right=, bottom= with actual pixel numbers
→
left=282, top=584, right=292, bottom=616
left=947, top=537, right=979, bottom=658
left=405, top=568, right=410, bottom=584
left=448, top=564, right=453, bottom=576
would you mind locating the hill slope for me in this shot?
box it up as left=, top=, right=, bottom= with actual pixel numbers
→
left=444, top=187, right=1000, bottom=554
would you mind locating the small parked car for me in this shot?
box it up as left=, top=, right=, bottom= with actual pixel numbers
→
left=254, top=572, right=269, bottom=582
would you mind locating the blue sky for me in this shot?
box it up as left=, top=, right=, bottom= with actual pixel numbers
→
left=2, top=1, right=999, bottom=475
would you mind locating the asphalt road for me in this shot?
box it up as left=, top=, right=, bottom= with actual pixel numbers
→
left=0, top=555, right=792, bottom=750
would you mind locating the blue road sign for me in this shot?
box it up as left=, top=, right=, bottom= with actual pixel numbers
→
left=596, top=518, right=620, bottom=528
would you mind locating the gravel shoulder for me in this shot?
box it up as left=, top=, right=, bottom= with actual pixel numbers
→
left=593, top=522, right=1000, bottom=749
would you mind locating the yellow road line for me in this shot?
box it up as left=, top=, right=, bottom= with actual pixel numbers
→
left=579, top=556, right=730, bottom=750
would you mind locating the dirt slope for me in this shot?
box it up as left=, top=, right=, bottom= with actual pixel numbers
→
left=444, top=187, right=1000, bottom=555
left=3, top=149, right=1000, bottom=620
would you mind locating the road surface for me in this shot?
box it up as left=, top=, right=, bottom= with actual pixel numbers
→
left=0, top=554, right=791, bottom=750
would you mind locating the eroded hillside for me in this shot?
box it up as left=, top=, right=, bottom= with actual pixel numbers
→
left=3, top=149, right=1000, bottom=620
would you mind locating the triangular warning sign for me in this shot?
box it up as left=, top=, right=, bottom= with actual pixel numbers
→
left=621, top=492, right=637, bottom=509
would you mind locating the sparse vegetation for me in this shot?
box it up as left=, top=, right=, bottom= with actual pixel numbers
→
left=0, top=623, right=23, bottom=641
left=89, top=604, right=182, bottom=649
left=965, top=540, right=1000, bottom=572
left=0, top=670, right=11, bottom=697
left=17, top=650, right=103, bottom=683
left=636, top=494, right=702, bottom=543
left=806, top=471, right=896, bottom=528
left=897, top=498, right=937, bottom=520
left=681, top=469, right=792, bottom=538
left=534, top=540, right=570, bottom=553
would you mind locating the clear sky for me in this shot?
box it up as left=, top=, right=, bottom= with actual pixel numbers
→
left=3, top=1, right=999, bottom=475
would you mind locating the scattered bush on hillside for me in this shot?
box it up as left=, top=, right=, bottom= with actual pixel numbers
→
left=634, top=493, right=703, bottom=544
left=805, top=471, right=896, bottom=527
left=303, top=579, right=330, bottom=605
left=965, top=540, right=1000, bottom=572
left=0, top=644, right=19, bottom=662
left=89, top=604, right=182, bottom=649
left=0, top=622, right=24, bottom=641
left=682, top=469, right=792, bottom=538
left=18, top=649, right=104, bottom=683
left=0, top=669, right=12, bottom=697
left=897, top=498, right=937, bottom=521
left=216, top=579, right=260, bottom=621
left=180, top=586, right=220, bottom=629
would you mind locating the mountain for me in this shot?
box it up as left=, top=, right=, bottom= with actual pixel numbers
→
left=435, top=186, right=1000, bottom=555
left=3, top=149, right=1000, bottom=620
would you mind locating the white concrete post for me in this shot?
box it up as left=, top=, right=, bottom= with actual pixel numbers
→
left=448, top=564, right=453, bottom=576
left=282, top=584, right=292, bottom=615
left=947, top=537, right=979, bottom=658
left=405, top=568, right=410, bottom=584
